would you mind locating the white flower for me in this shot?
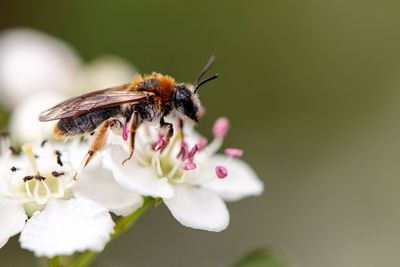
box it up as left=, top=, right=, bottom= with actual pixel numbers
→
left=74, top=55, right=136, bottom=94
left=0, top=139, right=142, bottom=257
left=103, top=117, right=264, bottom=232
left=0, top=28, right=81, bottom=107
left=9, top=92, right=67, bottom=144
left=0, top=29, right=138, bottom=144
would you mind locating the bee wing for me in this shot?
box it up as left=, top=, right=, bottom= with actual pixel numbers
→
left=39, top=84, right=154, bottom=121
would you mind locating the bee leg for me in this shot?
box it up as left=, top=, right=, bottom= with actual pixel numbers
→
left=154, top=117, right=174, bottom=151
left=122, top=112, right=141, bottom=165
left=74, top=118, right=118, bottom=179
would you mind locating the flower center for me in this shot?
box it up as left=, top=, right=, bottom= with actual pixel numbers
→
left=18, top=144, right=72, bottom=210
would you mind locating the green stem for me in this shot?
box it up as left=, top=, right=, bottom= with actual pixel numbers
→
left=48, top=256, right=63, bottom=267
left=68, top=197, right=156, bottom=267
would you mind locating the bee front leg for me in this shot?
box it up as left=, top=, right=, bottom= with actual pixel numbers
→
left=154, top=117, right=174, bottom=151
left=122, top=111, right=141, bottom=165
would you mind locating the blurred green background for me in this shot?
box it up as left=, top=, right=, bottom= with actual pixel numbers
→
left=2, top=0, right=400, bottom=266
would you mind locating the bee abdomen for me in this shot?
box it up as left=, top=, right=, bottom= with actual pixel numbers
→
left=54, top=108, right=119, bottom=139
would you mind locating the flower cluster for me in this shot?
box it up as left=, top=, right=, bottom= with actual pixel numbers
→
left=0, top=28, right=136, bottom=144
left=0, top=117, right=263, bottom=257
left=0, top=28, right=264, bottom=260
left=0, top=139, right=141, bottom=257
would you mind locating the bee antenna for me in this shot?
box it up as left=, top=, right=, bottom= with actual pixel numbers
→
left=194, top=73, right=219, bottom=93
left=194, top=56, right=216, bottom=88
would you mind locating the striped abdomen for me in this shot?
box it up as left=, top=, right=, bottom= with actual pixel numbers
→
left=54, top=107, right=120, bottom=139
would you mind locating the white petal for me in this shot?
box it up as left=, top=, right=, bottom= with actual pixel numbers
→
left=182, top=124, right=203, bottom=147
left=103, top=145, right=174, bottom=199
left=9, top=92, right=67, bottom=144
left=0, top=28, right=80, bottom=107
left=0, top=201, right=27, bottom=248
left=203, top=155, right=264, bottom=202
left=164, top=185, right=229, bottom=232
left=19, top=198, right=114, bottom=257
left=74, top=166, right=144, bottom=216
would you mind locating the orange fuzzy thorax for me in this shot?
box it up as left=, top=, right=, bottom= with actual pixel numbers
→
left=129, top=73, right=176, bottom=109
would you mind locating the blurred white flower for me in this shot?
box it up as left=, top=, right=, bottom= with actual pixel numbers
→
left=0, top=139, right=142, bottom=257
left=103, top=117, right=264, bottom=232
left=9, top=92, right=67, bottom=144
left=75, top=55, right=136, bottom=94
left=1, top=30, right=138, bottom=144
left=0, top=28, right=81, bottom=107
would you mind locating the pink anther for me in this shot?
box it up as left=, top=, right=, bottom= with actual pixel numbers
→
left=177, top=142, right=189, bottom=160
left=154, top=135, right=168, bottom=151
left=188, top=145, right=199, bottom=160
left=198, top=138, right=208, bottom=150
left=215, top=166, right=228, bottom=179
left=212, top=117, right=230, bottom=138
left=183, top=161, right=197, bottom=170
left=224, top=148, right=244, bottom=157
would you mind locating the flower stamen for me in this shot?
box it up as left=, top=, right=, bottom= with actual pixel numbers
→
left=183, top=161, right=197, bottom=170
left=25, top=180, right=33, bottom=198
left=215, top=166, right=228, bottom=179
left=55, top=150, right=63, bottom=167
left=33, top=181, right=46, bottom=205
left=177, top=142, right=188, bottom=160
left=54, top=177, right=65, bottom=198
left=23, top=176, right=34, bottom=182
left=167, top=160, right=183, bottom=179
left=40, top=139, right=48, bottom=147
left=22, top=144, right=40, bottom=175
left=224, top=148, right=243, bottom=157
left=212, top=117, right=230, bottom=138
left=153, top=135, right=168, bottom=152
left=188, top=145, right=199, bottom=161
left=151, top=152, right=164, bottom=177
left=40, top=180, right=52, bottom=198
left=10, top=166, right=19, bottom=172
left=52, top=171, right=65, bottom=177
left=198, top=138, right=208, bottom=151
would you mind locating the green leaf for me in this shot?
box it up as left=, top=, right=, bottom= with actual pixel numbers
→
left=232, top=248, right=288, bottom=267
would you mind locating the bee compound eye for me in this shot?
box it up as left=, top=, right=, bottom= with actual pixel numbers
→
left=174, top=88, right=198, bottom=121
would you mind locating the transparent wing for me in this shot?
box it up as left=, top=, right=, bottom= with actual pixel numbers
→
left=39, top=84, right=154, bottom=121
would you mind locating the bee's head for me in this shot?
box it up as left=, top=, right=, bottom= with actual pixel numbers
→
left=173, top=56, right=218, bottom=123
left=173, top=84, right=202, bottom=122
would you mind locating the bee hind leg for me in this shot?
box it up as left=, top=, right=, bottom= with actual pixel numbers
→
left=74, top=117, right=120, bottom=179
left=122, top=112, right=141, bottom=165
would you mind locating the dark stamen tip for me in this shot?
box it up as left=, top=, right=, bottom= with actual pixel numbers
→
left=23, top=176, right=33, bottom=182
left=34, top=175, right=46, bottom=181
left=55, top=150, right=64, bottom=166
left=52, top=171, right=65, bottom=177
left=41, top=139, right=48, bottom=147
left=10, top=166, right=19, bottom=172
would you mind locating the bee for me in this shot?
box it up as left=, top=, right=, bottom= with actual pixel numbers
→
left=39, top=57, right=218, bottom=169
